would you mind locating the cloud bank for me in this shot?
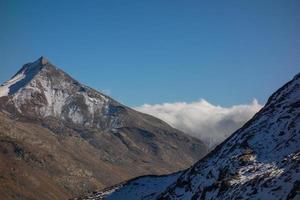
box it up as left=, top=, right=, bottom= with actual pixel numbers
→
left=134, top=99, right=263, bottom=148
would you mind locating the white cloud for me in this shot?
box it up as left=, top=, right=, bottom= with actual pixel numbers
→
left=134, top=99, right=263, bottom=148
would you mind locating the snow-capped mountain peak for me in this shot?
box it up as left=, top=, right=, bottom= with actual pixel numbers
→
left=0, top=57, right=115, bottom=127
left=40, top=56, right=49, bottom=65
left=0, top=58, right=209, bottom=199
left=0, top=56, right=49, bottom=97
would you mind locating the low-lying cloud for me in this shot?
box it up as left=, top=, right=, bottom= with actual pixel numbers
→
left=134, top=99, right=263, bottom=148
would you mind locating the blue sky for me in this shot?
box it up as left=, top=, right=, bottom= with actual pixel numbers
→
left=0, top=0, right=299, bottom=107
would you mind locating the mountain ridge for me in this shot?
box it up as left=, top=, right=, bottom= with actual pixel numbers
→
left=79, top=72, right=300, bottom=200
left=0, top=57, right=208, bottom=200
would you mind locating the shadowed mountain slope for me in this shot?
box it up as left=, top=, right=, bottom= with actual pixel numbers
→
left=80, top=73, right=300, bottom=200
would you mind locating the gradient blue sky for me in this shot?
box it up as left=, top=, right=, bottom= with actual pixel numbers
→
left=0, top=0, right=299, bottom=107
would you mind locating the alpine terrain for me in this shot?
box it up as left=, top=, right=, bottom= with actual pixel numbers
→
left=0, top=57, right=208, bottom=200
left=78, top=72, right=300, bottom=200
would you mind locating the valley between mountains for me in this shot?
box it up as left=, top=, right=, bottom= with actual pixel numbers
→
left=75, top=73, right=300, bottom=200
left=1, top=57, right=299, bottom=200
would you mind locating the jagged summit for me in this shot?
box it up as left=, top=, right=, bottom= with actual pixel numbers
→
left=0, top=57, right=111, bottom=123
left=24, top=56, right=49, bottom=66
left=40, top=56, right=49, bottom=65
left=0, top=57, right=53, bottom=97
left=13, top=56, right=50, bottom=76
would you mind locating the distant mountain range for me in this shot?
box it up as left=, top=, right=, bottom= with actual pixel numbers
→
left=77, top=73, right=300, bottom=199
left=0, top=57, right=208, bottom=200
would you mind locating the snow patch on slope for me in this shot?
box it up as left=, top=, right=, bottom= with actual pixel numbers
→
left=0, top=58, right=44, bottom=97
left=87, top=73, right=300, bottom=200
left=3, top=58, right=111, bottom=126
left=155, top=73, right=300, bottom=200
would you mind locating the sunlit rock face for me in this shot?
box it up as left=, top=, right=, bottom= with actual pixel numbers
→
left=1, top=57, right=114, bottom=128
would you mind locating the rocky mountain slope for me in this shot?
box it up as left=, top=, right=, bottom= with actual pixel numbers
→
left=80, top=73, right=300, bottom=200
left=0, top=57, right=208, bottom=200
